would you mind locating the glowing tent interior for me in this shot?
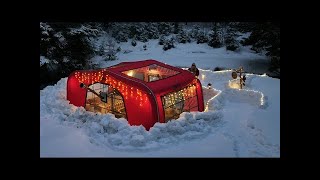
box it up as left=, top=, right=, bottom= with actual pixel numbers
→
left=67, top=59, right=204, bottom=130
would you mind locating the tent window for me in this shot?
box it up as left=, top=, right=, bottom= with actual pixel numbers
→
left=85, top=83, right=127, bottom=119
left=161, top=84, right=198, bottom=122
left=122, top=64, right=180, bottom=82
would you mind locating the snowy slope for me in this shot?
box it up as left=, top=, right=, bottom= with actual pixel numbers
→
left=40, top=69, right=279, bottom=157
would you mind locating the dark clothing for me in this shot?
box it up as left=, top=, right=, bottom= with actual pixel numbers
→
left=188, top=67, right=199, bottom=76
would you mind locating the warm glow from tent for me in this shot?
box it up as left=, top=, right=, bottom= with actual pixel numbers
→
left=149, top=69, right=159, bottom=74
left=68, top=60, right=204, bottom=130
left=122, top=64, right=179, bottom=82
left=229, top=79, right=241, bottom=89
left=127, top=71, right=134, bottom=77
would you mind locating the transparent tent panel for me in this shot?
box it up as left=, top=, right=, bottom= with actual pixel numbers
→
left=162, top=85, right=199, bottom=122
left=85, top=83, right=126, bottom=119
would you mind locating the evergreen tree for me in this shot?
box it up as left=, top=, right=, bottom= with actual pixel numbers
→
left=189, top=25, right=200, bottom=39
left=147, top=22, right=160, bottom=39
left=98, top=39, right=105, bottom=56
left=128, top=23, right=138, bottom=39
left=159, top=35, right=166, bottom=45
left=225, top=25, right=240, bottom=51
left=40, top=22, right=56, bottom=58
left=158, top=22, right=174, bottom=36
left=208, top=25, right=223, bottom=48
left=242, top=22, right=280, bottom=73
left=196, top=31, right=208, bottom=44
left=104, top=39, right=118, bottom=61
left=163, top=37, right=175, bottom=51
left=139, top=31, right=149, bottom=42
left=64, top=30, right=94, bottom=68
left=110, top=23, right=129, bottom=42
left=176, top=29, right=191, bottom=43
left=116, top=30, right=129, bottom=42
left=133, top=22, right=149, bottom=42
left=234, top=22, right=256, bottom=33
left=173, top=22, right=182, bottom=34
left=211, top=22, right=229, bottom=45
left=131, top=38, right=137, bottom=47
left=225, top=36, right=239, bottom=51
left=40, top=22, right=96, bottom=87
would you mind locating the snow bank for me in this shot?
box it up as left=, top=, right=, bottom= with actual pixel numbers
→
left=40, top=78, right=223, bottom=152
left=40, top=69, right=279, bottom=157
left=86, top=111, right=222, bottom=151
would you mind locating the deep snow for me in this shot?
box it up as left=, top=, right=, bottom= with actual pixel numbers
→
left=40, top=70, right=279, bottom=157
left=40, top=37, right=279, bottom=157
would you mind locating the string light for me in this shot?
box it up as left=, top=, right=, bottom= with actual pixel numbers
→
left=74, top=69, right=150, bottom=108
left=229, top=88, right=265, bottom=106
left=162, top=83, right=198, bottom=107
left=202, top=86, right=222, bottom=112
left=203, top=84, right=266, bottom=111
left=75, top=68, right=227, bottom=112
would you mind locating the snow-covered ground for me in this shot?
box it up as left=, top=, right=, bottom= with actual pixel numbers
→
left=40, top=41, right=279, bottom=157
left=40, top=74, right=279, bottom=157
left=92, top=39, right=269, bottom=75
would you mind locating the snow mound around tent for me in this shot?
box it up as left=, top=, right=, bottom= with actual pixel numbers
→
left=40, top=71, right=269, bottom=152
left=40, top=78, right=223, bottom=151
left=86, top=111, right=222, bottom=151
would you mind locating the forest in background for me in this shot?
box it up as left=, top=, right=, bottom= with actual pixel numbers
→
left=40, top=22, right=280, bottom=89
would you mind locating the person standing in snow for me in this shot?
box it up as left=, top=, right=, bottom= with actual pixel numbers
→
left=188, top=63, right=200, bottom=78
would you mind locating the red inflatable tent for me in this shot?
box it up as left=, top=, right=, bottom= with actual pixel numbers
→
left=67, top=59, right=204, bottom=130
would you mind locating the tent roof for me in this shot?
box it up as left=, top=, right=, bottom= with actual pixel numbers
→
left=105, top=59, right=196, bottom=94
